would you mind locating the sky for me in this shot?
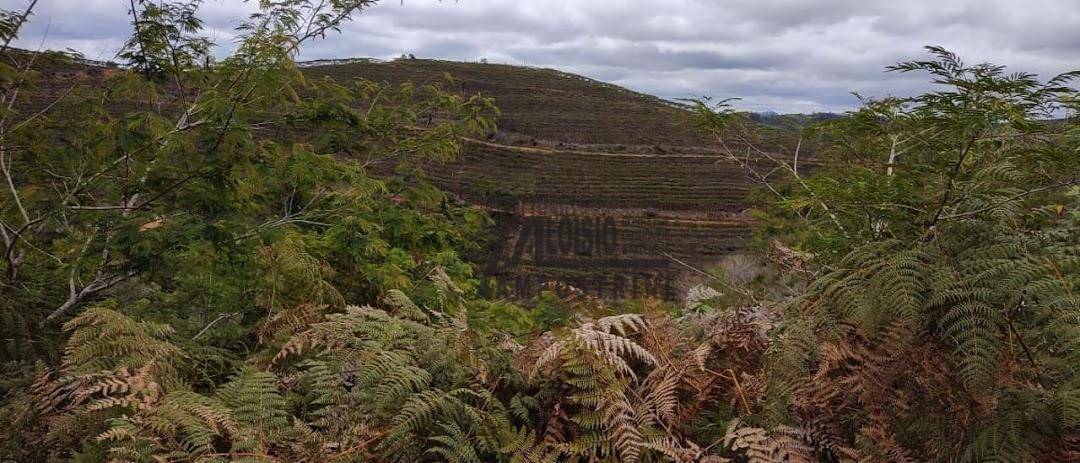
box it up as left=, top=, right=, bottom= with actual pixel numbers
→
left=6, top=0, right=1080, bottom=113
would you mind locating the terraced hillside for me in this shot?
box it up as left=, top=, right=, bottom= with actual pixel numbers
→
left=13, top=52, right=789, bottom=303
left=425, top=140, right=757, bottom=213
left=302, top=58, right=791, bottom=302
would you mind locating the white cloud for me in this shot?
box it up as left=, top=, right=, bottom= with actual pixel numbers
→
left=6, top=0, right=1079, bottom=113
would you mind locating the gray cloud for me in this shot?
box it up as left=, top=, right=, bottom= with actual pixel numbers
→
left=6, top=0, right=1079, bottom=113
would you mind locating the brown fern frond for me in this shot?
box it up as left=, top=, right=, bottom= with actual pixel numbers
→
left=257, top=303, right=326, bottom=345
left=531, top=316, right=656, bottom=381
left=722, top=419, right=814, bottom=463
left=643, top=369, right=681, bottom=424
left=643, top=436, right=699, bottom=462
left=601, top=388, right=645, bottom=463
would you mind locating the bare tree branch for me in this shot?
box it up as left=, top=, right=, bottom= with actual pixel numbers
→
left=46, top=270, right=135, bottom=323
left=192, top=312, right=241, bottom=340
left=0, top=0, right=37, bottom=57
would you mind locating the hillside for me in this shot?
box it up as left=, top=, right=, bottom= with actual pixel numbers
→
left=13, top=52, right=786, bottom=302
left=299, top=58, right=790, bottom=302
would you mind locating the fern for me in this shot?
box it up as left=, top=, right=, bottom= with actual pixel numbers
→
left=504, top=428, right=560, bottom=463
left=216, top=369, right=290, bottom=453
left=62, top=306, right=183, bottom=383
left=721, top=419, right=814, bottom=463
left=533, top=314, right=656, bottom=381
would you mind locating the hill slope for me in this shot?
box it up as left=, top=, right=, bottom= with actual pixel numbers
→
left=15, top=52, right=781, bottom=302
left=301, top=58, right=780, bottom=302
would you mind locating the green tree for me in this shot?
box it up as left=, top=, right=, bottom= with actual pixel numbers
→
left=0, top=0, right=497, bottom=360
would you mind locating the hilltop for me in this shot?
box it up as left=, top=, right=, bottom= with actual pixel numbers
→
left=301, top=57, right=714, bottom=149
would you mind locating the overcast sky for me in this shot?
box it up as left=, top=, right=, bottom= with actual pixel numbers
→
left=7, top=0, right=1080, bottom=113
